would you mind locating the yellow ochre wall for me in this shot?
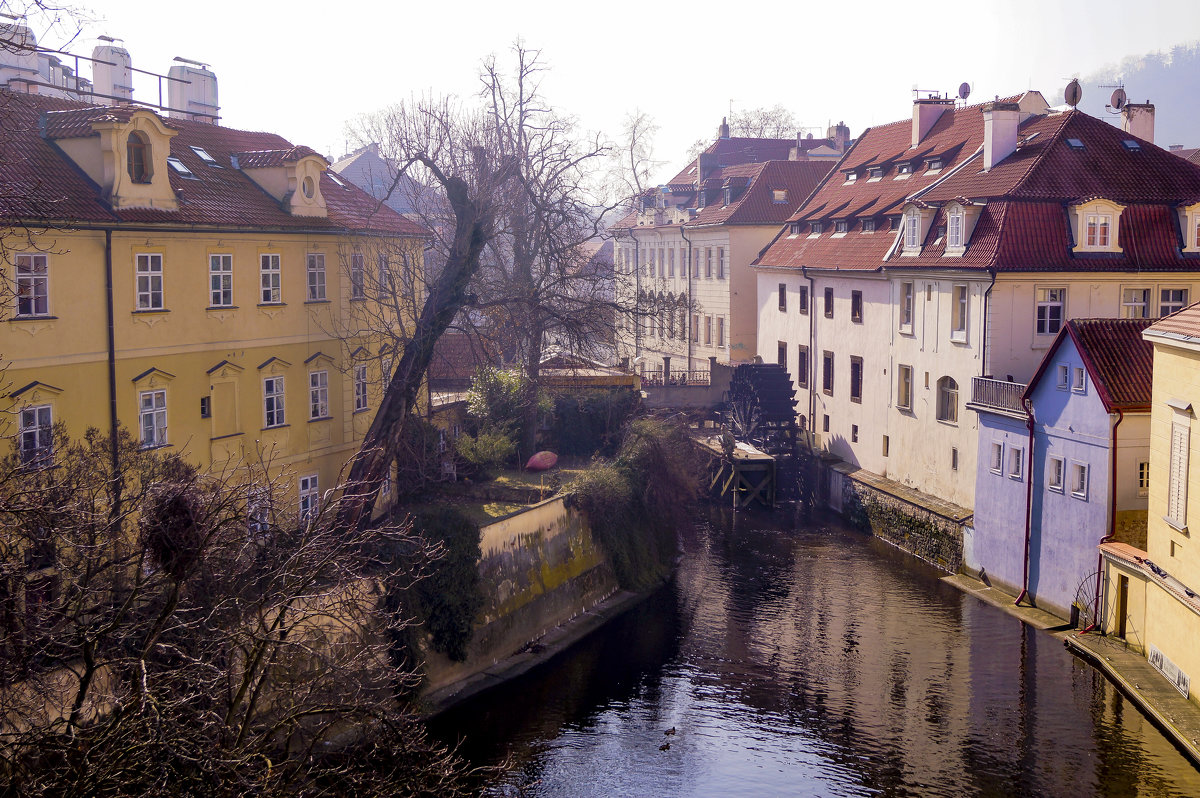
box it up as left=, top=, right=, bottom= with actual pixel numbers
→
left=4, top=227, right=423, bottom=511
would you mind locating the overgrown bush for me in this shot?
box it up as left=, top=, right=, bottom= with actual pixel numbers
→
left=410, top=508, right=484, bottom=662
left=549, top=388, right=640, bottom=457
left=454, top=429, right=517, bottom=475
left=569, top=418, right=700, bottom=590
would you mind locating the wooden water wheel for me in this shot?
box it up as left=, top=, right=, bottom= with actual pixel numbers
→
left=723, top=363, right=804, bottom=503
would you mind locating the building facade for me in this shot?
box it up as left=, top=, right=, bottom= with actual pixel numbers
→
left=613, top=122, right=836, bottom=378
left=755, top=91, right=1200, bottom=511
left=1101, top=306, right=1200, bottom=707
left=2, top=87, right=426, bottom=519
left=970, top=319, right=1151, bottom=620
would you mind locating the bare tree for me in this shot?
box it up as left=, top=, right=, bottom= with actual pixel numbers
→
left=347, top=44, right=622, bottom=468
left=608, top=109, right=661, bottom=211
left=0, top=426, right=481, bottom=795
left=729, top=104, right=799, bottom=138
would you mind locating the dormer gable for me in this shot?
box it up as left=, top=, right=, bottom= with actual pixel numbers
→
left=233, top=147, right=329, bottom=218
left=942, top=200, right=984, bottom=257
left=900, top=203, right=935, bottom=255
left=49, top=107, right=180, bottom=211
left=1068, top=198, right=1125, bottom=254
left=1178, top=201, right=1200, bottom=253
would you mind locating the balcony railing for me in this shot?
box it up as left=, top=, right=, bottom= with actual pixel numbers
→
left=970, top=377, right=1027, bottom=414
left=641, top=369, right=711, bottom=387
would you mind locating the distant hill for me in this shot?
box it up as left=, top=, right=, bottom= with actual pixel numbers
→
left=1056, top=42, right=1200, bottom=149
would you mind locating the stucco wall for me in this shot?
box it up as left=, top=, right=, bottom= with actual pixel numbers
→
left=422, top=495, right=618, bottom=693
left=969, top=410, right=1028, bottom=597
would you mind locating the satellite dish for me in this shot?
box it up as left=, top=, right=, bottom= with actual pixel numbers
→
left=1065, top=79, right=1083, bottom=107
left=1110, top=88, right=1127, bottom=110
left=806, top=133, right=814, bottom=139
left=958, top=82, right=971, bottom=101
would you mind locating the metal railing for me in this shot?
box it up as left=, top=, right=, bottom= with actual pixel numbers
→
left=641, top=369, right=711, bottom=387
left=970, top=377, right=1026, bottom=413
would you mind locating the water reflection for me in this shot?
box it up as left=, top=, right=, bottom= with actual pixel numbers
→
left=431, top=509, right=1200, bottom=797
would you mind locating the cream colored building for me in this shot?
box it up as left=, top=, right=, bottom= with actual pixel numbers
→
left=1100, top=306, right=1200, bottom=706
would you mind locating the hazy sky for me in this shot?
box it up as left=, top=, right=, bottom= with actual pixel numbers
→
left=34, top=0, right=1200, bottom=183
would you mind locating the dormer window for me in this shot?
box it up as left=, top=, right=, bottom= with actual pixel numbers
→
left=698, top=190, right=706, bottom=209
left=867, top=166, right=884, bottom=180
left=896, top=162, right=913, bottom=176
left=926, top=157, right=944, bottom=171
left=723, top=187, right=732, bottom=205
left=904, top=209, right=922, bottom=250
left=789, top=222, right=802, bottom=235
left=810, top=222, right=823, bottom=235
left=835, top=220, right=848, bottom=234
left=947, top=206, right=964, bottom=248
left=772, top=189, right=788, bottom=204
left=844, top=170, right=857, bottom=183
left=862, top=218, right=876, bottom=233
left=127, top=131, right=152, bottom=183
left=1070, top=199, right=1124, bottom=253
left=1086, top=214, right=1111, bottom=247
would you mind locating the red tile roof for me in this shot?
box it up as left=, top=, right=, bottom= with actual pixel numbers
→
left=1025, top=318, right=1154, bottom=411
left=427, top=332, right=504, bottom=389
left=1144, top=301, right=1200, bottom=343
left=756, top=95, right=1200, bottom=276
left=0, top=90, right=427, bottom=237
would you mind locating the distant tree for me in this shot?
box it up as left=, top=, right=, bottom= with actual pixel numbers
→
left=608, top=109, right=662, bottom=210
left=729, top=104, right=800, bottom=138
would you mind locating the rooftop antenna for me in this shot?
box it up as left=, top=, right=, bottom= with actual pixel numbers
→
left=957, top=81, right=972, bottom=106
left=1101, top=82, right=1127, bottom=114
left=1064, top=78, right=1083, bottom=108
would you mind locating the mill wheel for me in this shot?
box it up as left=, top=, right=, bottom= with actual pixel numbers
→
left=723, top=363, right=804, bottom=502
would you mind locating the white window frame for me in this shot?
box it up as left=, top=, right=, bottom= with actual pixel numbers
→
left=264, top=376, right=286, bottom=428
left=947, top=207, right=964, bottom=249
left=309, top=370, right=329, bottom=420
left=15, top=253, right=49, bottom=317
left=136, top=253, right=164, bottom=310
left=209, top=254, right=233, bottom=307
left=260, top=253, right=281, bottom=304
left=299, top=473, right=319, bottom=520
left=1056, top=363, right=1070, bottom=390
left=896, top=364, right=913, bottom=410
left=306, top=253, right=326, bottom=301
left=1138, top=461, right=1150, bottom=498
left=904, top=209, right=921, bottom=251
left=1122, top=287, right=1150, bottom=319
left=1035, top=287, right=1065, bottom=336
left=1072, top=366, right=1087, bottom=393
left=1008, top=447, right=1025, bottom=481
left=990, top=442, right=1004, bottom=474
left=951, top=284, right=968, bottom=342
left=1070, top=461, right=1089, bottom=499
left=936, top=376, right=959, bottom=424
left=18, top=404, right=53, bottom=466
left=1085, top=214, right=1111, bottom=248
left=139, top=389, right=167, bottom=448
left=1160, top=288, right=1189, bottom=317
left=350, top=253, right=366, bottom=299
left=1048, top=456, right=1065, bottom=492
left=354, top=364, right=369, bottom=412
left=899, top=281, right=914, bottom=332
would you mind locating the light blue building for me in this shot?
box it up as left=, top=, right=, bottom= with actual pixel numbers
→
left=967, top=319, right=1152, bottom=621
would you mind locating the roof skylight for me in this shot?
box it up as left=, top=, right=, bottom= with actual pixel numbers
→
left=1066, top=138, right=1085, bottom=150
left=327, top=173, right=346, bottom=187
left=166, top=156, right=196, bottom=178
left=190, top=146, right=220, bottom=165
left=1122, top=139, right=1142, bottom=151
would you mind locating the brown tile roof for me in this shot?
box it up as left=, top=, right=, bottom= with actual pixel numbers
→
left=232, top=146, right=323, bottom=168
left=665, top=136, right=798, bottom=185
left=1025, top=318, right=1154, bottom=411
left=0, top=89, right=427, bottom=237
left=427, top=332, right=504, bottom=389
left=756, top=97, right=1200, bottom=276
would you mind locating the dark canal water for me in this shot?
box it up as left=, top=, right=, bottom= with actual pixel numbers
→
left=430, top=509, right=1200, bottom=797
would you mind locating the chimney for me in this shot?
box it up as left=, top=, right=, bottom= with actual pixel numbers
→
left=167, top=60, right=219, bottom=124
left=982, top=100, right=1020, bottom=171
left=830, top=121, right=850, bottom=153
left=718, top=116, right=730, bottom=140
left=91, top=41, right=133, bottom=104
left=912, top=97, right=953, bottom=147
left=1122, top=102, right=1155, bottom=145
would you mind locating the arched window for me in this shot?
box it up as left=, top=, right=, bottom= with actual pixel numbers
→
left=937, top=376, right=959, bottom=423
left=127, top=131, right=151, bottom=183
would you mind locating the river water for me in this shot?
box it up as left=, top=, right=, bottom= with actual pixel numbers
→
left=430, top=509, right=1200, bottom=797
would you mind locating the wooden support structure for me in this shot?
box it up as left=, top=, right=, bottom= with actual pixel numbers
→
left=694, top=434, right=776, bottom=510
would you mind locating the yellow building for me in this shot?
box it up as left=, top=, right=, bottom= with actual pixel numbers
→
left=2, top=89, right=425, bottom=519
left=1100, top=303, right=1200, bottom=705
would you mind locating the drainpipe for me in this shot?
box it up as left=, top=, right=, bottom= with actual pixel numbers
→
left=628, top=228, right=641, bottom=363
left=104, top=229, right=118, bottom=474
left=1015, top=396, right=1035, bottom=606
left=802, top=265, right=816, bottom=437
left=680, top=224, right=694, bottom=372
left=980, top=268, right=996, bottom=378
left=1083, top=408, right=1125, bottom=633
